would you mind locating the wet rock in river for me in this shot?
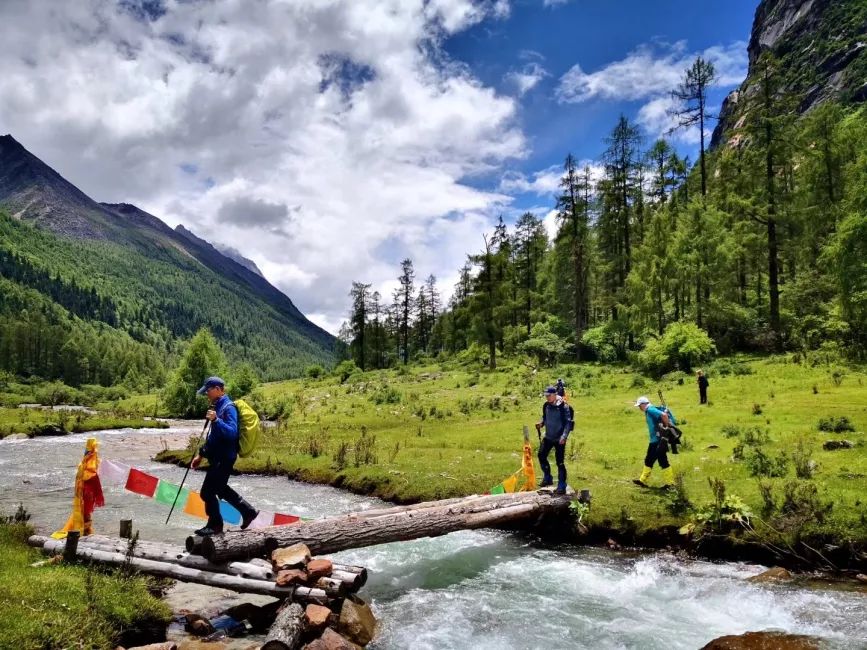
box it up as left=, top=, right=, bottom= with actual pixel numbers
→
left=337, top=596, right=377, bottom=647
left=303, top=628, right=361, bottom=650
left=700, top=630, right=821, bottom=649
left=747, top=567, right=794, bottom=583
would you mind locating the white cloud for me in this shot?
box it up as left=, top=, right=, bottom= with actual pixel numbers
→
left=555, top=40, right=747, bottom=104
left=556, top=39, right=746, bottom=144
left=543, top=0, right=572, bottom=7
left=0, top=0, right=525, bottom=335
left=504, top=62, right=548, bottom=96
left=500, top=160, right=603, bottom=197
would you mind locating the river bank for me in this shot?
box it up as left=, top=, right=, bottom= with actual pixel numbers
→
left=0, top=405, right=169, bottom=439
left=4, top=423, right=867, bottom=649
left=155, top=355, right=867, bottom=571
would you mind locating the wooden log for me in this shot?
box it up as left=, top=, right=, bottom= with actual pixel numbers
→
left=63, top=531, right=79, bottom=563
left=201, top=491, right=570, bottom=563
left=186, top=535, right=204, bottom=554
left=28, top=535, right=274, bottom=581
left=313, top=576, right=346, bottom=597
left=119, top=519, right=133, bottom=539
left=332, top=569, right=365, bottom=591
left=261, top=602, right=304, bottom=650
left=332, top=563, right=368, bottom=588
left=35, top=539, right=328, bottom=602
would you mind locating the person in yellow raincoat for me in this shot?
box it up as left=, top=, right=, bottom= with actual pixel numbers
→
left=52, top=438, right=105, bottom=539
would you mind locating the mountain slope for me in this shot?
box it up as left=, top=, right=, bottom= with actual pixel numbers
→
left=712, top=0, right=867, bottom=147
left=0, top=134, right=334, bottom=382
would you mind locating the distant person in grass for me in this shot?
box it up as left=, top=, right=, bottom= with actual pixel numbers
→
left=191, top=376, right=258, bottom=536
left=697, top=369, right=709, bottom=404
left=633, top=395, right=675, bottom=489
left=535, top=386, right=574, bottom=495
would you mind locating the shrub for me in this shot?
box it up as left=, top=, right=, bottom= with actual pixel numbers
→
left=792, top=439, right=816, bottom=479
left=333, top=360, right=359, bottom=383
left=757, top=480, right=776, bottom=516
left=745, top=447, right=788, bottom=478
left=751, top=403, right=763, bottom=416
left=304, top=364, right=325, bottom=379
left=370, top=385, right=401, bottom=405
left=332, top=441, right=349, bottom=470
left=780, top=481, right=832, bottom=525
left=721, top=424, right=742, bottom=438
left=636, top=322, right=716, bottom=377
left=518, top=321, right=571, bottom=366
left=580, top=324, right=621, bottom=363
left=817, top=416, right=854, bottom=433
left=353, top=428, right=377, bottom=467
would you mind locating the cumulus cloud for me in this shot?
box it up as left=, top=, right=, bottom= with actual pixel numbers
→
left=555, top=39, right=745, bottom=143
left=0, top=0, right=524, bottom=333
left=500, top=160, right=603, bottom=197
left=555, top=40, right=746, bottom=104
left=504, top=62, right=548, bottom=96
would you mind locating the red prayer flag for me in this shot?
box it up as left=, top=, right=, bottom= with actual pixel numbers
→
left=125, top=468, right=159, bottom=498
left=273, top=513, right=300, bottom=526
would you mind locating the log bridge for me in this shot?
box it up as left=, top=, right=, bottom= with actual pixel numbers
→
left=28, top=491, right=571, bottom=648
left=29, top=490, right=570, bottom=593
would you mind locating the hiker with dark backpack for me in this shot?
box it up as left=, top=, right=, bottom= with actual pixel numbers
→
left=697, top=369, right=709, bottom=404
left=632, top=395, right=679, bottom=489
left=535, top=386, right=574, bottom=495
left=190, top=376, right=259, bottom=536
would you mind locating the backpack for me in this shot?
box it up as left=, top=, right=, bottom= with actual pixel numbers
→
left=234, top=399, right=260, bottom=458
left=655, top=406, right=683, bottom=454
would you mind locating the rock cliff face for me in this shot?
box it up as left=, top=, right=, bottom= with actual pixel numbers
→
left=712, top=0, right=867, bottom=147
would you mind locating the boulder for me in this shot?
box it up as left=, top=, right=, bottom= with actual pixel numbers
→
left=337, top=597, right=377, bottom=646
left=856, top=573, right=867, bottom=584
left=272, top=543, right=311, bottom=570
left=303, top=628, right=361, bottom=650
left=699, top=631, right=821, bottom=649
left=822, top=440, right=854, bottom=451
left=276, top=568, right=309, bottom=587
left=746, top=567, right=794, bottom=583
left=304, top=604, right=331, bottom=630
left=306, top=559, right=333, bottom=581
left=4, top=433, right=30, bottom=441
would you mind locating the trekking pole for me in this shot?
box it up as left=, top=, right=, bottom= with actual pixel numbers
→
left=657, top=389, right=667, bottom=410
left=165, top=419, right=210, bottom=525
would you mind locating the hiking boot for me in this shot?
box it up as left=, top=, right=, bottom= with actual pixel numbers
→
left=539, top=478, right=553, bottom=488
left=194, top=526, right=222, bottom=536
left=554, top=486, right=567, bottom=495
left=632, top=479, right=650, bottom=488
left=633, top=465, right=652, bottom=488
left=241, top=510, right=259, bottom=530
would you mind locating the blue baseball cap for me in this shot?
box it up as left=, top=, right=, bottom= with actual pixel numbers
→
left=196, top=376, right=225, bottom=395
left=544, top=386, right=557, bottom=395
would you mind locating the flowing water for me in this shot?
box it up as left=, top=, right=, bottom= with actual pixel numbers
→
left=2, top=424, right=866, bottom=649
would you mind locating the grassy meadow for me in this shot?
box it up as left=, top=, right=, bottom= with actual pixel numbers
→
left=0, top=406, right=168, bottom=439
left=0, top=520, right=171, bottom=649
left=157, top=354, right=867, bottom=552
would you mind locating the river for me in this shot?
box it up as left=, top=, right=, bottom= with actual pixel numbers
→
left=2, top=424, right=865, bottom=649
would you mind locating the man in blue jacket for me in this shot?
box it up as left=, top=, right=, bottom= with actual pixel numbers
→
left=633, top=395, right=675, bottom=489
left=190, top=377, right=258, bottom=536
left=535, top=386, right=574, bottom=494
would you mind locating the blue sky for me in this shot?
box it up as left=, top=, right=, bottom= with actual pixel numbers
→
left=0, top=0, right=760, bottom=333
left=444, top=0, right=757, bottom=219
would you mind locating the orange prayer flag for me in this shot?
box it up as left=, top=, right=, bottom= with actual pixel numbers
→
left=183, top=490, right=208, bottom=519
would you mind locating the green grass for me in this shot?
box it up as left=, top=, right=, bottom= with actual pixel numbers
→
left=0, top=521, right=171, bottom=649
left=0, top=407, right=169, bottom=438
left=157, top=355, right=867, bottom=547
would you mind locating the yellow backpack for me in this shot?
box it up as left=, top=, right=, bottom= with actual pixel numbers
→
left=234, top=399, right=260, bottom=458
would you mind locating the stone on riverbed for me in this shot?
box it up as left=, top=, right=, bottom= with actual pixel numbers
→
left=275, top=568, right=308, bottom=587
left=4, top=433, right=30, bottom=440
left=699, top=630, right=822, bottom=649
left=337, top=596, right=377, bottom=646
left=303, top=628, right=361, bottom=650
left=746, top=567, right=794, bottom=583
left=306, top=558, right=333, bottom=580
left=305, top=604, right=332, bottom=631
left=272, top=543, right=311, bottom=570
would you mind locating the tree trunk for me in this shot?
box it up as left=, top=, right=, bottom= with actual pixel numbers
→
left=768, top=217, right=781, bottom=350
left=200, top=491, right=571, bottom=564
left=32, top=538, right=328, bottom=602
left=262, top=603, right=305, bottom=650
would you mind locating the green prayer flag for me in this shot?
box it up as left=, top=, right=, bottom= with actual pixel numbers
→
left=154, top=480, right=190, bottom=506
left=490, top=484, right=506, bottom=495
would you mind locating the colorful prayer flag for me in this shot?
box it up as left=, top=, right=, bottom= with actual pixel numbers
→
left=502, top=474, right=519, bottom=493
left=490, top=484, right=506, bottom=495
left=219, top=501, right=242, bottom=525
left=273, top=513, right=300, bottom=525
left=248, top=510, right=275, bottom=529
left=154, top=480, right=190, bottom=507
left=125, top=468, right=159, bottom=497
left=183, top=490, right=208, bottom=519
left=98, top=459, right=130, bottom=485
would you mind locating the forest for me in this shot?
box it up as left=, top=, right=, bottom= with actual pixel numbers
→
left=341, top=54, right=867, bottom=375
